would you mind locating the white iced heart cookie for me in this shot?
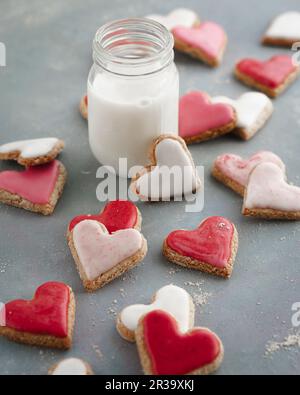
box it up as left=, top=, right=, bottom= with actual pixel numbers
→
left=263, top=12, right=300, bottom=46
left=0, top=138, right=64, bottom=166
left=117, top=284, right=194, bottom=342
left=212, top=151, right=285, bottom=196
left=212, top=92, right=273, bottom=140
left=131, top=135, right=201, bottom=201
left=243, top=162, right=300, bottom=220
left=0, top=303, right=5, bottom=327
left=145, top=8, right=199, bottom=31
left=68, top=220, right=147, bottom=291
left=49, top=358, right=93, bottom=375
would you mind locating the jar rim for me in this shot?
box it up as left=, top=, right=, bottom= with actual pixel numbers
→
left=93, top=18, right=174, bottom=76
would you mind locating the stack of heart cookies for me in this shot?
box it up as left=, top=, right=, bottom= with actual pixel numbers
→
left=0, top=137, right=66, bottom=215
left=213, top=151, right=300, bottom=220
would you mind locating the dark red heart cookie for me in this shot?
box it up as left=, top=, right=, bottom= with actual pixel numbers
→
left=136, top=310, right=223, bottom=375
left=163, top=216, right=238, bottom=278
left=235, top=55, right=300, bottom=97
left=68, top=200, right=140, bottom=234
left=0, top=282, right=75, bottom=349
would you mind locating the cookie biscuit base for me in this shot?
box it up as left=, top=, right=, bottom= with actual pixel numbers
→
left=234, top=66, right=300, bottom=98
left=242, top=207, right=300, bottom=220
left=0, top=161, right=67, bottom=216
left=116, top=295, right=195, bottom=343
left=212, top=165, right=245, bottom=197
left=0, top=140, right=65, bottom=167
left=135, top=319, right=224, bottom=375
left=48, top=359, right=94, bottom=375
left=162, top=226, right=239, bottom=278
left=174, top=35, right=227, bottom=67
left=131, top=134, right=201, bottom=201
left=68, top=233, right=148, bottom=292
left=262, top=36, right=300, bottom=48
left=0, top=288, right=75, bottom=350
left=79, top=95, right=88, bottom=120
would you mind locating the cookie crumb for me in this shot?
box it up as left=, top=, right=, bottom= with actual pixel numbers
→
left=265, top=331, right=300, bottom=355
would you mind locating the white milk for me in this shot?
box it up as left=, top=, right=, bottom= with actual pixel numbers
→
left=88, top=64, right=179, bottom=177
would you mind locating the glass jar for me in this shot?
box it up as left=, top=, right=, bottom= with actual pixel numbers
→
left=88, top=18, right=179, bottom=177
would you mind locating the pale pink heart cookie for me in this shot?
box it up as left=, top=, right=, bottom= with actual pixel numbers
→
left=68, top=220, right=147, bottom=291
left=173, top=22, right=227, bottom=67
left=179, top=91, right=237, bottom=144
left=212, top=151, right=285, bottom=196
left=146, top=8, right=200, bottom=31
left=262, top=12, right=300, bottom=47
left=243, top=162, right=300, bottom=220
left=49, top=358, right=94, bottom=375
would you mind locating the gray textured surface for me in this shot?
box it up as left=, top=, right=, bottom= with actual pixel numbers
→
left=0, top=0, right=300, bottom=375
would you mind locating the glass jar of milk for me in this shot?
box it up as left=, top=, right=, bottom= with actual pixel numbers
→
left=88, top=18, right=179, bottom=177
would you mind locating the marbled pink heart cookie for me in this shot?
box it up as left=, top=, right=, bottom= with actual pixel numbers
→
left=68, top=220, right=147, bottom=291
left=173, top=22, right=227, bottom=67
left=179, top=91, right=237, bottom=144
left=212, top=151, right=285, bottom=196
left=243, top=162, right=300, bottom=220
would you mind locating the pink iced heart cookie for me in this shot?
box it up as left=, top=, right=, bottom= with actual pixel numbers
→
left=235, top=55, right=300, bottom=98
left=179, top=91, right=237, bottom=144
left=173, top=22, right=227, bottom=67
left=68, top=220, right=147, bottom=291
left=212, top=151, right=285, bottom=196
left=243, top=162, right=300, bottom=220
left=0, top=160, right=67, bottom=215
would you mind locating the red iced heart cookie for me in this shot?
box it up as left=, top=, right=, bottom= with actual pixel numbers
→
left=163, top=216, right=238, bottom=278
left=173, top=22, right=227, bottom=67
left=136, top=310, right=223, bottom=375
left=179, top=91, right=236, bottom=144
left=0, top=160, right=67, bottom=215
left=68, top=200, right=140, bottom=233
left=235, top=55, right=300, bottom=97
left=0, top=282, right=75, bottom=349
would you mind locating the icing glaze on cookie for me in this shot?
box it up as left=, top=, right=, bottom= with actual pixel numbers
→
left=166, top=217, right=235, bottom=268
left=173, top=22, right=226, bottom=60
left=212, top=92, right=273, bottom=131
left=142, top=310, right=221, bottom=375
left=120, top=285, right=191, bottom=332
left=52, top=358, right=88, bottom=375
left=179, top=91, right=235, bottom=138
left=72, top=220, right=143, bottom=281
left=244, top=162, right=300, bottom=211
left=215, top=151, right=285, bottom=187
left=236, top=55, right=297, bottom=88
left=0, top=138, right=60, bottom=159
left=0, top=161, right=60, bottom=204
left=265, top=12, right=300, bottom=39
left=146, top=8, right=198, bottom=31
left=4, top=282, right=70, bottom=338
left=135, top=138, right=200, bottom=199
left=69, top=200, right=138, bottom=233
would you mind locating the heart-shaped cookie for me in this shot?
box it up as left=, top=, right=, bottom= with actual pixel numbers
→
left=263, top=12, right=300, bottom=47
left=0, top=160, right=67, bottom=215
left=131, top=135, right=201, bottom=201
left=173, top=22, right=227, bottom=67
left=146, top=8, right=199, bottom=31
left=117, top=284, right=194, bottom=342
left=68, top=200, right=141, bottom=234
left=0, top=282, right=75, bottom=349
left=235, top=55, right=300, bottom=97
left=136, top=310, right=223, bottom=375
left=68, top=220, right=147, bottom=291
left=243, top=162, right=300, bottom=220
left=0, top=138, right=64, bottom=166
left=211, top=92, right=273, bottom=140
left=179, top=91, right=237, bottom=144
left=79, top=95, right=88, bottom=120
left=163, top=216, right=238, bottom=278
left=212, top=151, right=285, bottom=196
left=49, top=358, right=93, bottom=375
